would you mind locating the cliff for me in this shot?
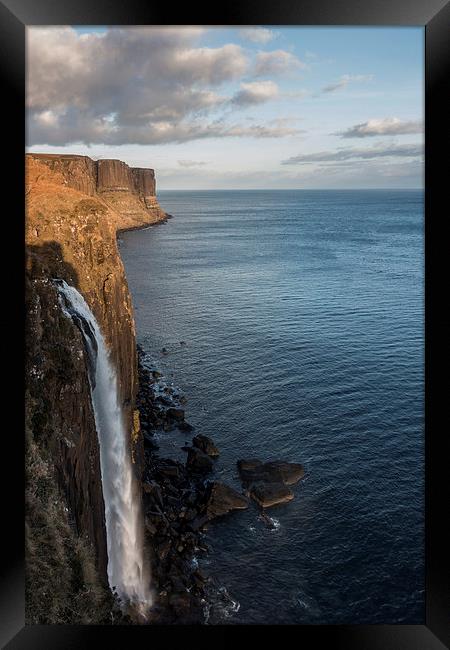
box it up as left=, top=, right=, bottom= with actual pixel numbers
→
left=25, top=153, right=166, bottom=623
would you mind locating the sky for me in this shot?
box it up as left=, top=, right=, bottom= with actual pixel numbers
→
left=26, top=26, right=424, bottom=190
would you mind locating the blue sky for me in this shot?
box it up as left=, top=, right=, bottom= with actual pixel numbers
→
left=26, top=26, right=424, bottom=189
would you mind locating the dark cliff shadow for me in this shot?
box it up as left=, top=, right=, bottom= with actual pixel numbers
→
left=25, top=240, right=110, bottom=593
left=26, top=240, right=80, bottom=290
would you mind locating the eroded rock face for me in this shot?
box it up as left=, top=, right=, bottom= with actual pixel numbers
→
left=27, top=154, right=166, bottom=231
left=132, top=167, right=156, bottom=198
left=97, top=158, right=133, bottom=192
left=25, top=153, right=167, bottom=586
left=26, top=269, right=109, bottom=579
left=26, top=153, right=98, bottom=196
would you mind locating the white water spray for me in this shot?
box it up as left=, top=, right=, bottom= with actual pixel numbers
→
left=56, top=280, right=152, bottom=613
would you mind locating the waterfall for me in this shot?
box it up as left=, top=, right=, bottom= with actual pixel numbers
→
left=55, top=280, right=152, bottom=614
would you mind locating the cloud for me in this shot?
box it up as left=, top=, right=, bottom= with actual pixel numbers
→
left=337, top=117, right=423, bottom=138
left=240, top=28, right=278, bottom=44
left=177, top=159, right=207, bottom=167
left=320, top=74, right=373, bottom=94
left=253, top=50, right=307, bottom=76
left=224, top=123, right=300, bottom=138
left=155, top=158, right=423, bottom=190
left=231, top=80, right=279, bottom=106
left=28, top=109, right=301, bottom=146
left=27, top=26, right=257, bottom=146
left=282, top=142, right=423, bottom=165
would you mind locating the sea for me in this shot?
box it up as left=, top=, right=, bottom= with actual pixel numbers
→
left=119, top=189, right=424, bottom=625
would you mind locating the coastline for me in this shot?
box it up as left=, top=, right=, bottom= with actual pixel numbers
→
left=25, top=155, right=306, bottom=624
left=25, top=153, right=167, bottom=623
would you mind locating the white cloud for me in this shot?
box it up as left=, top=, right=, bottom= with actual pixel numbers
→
left=282, top=142, right=423, bottom=165
left=338, top=117, right=423, bottom=138
left=26, top=26, right=254, bottom=145
left=240, top=28, right=278, bottom=44
left=155, top=158, right=423, bottom=189
left=320, top=74, right=373, bottom=94
left=177, top=159, right=207, bottom=167
left=253, top=50, right=307, bottom=76
left=231, top=80, right=279, bottom=106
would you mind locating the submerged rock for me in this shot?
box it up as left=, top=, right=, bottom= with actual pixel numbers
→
left=193, top=434, right=220, bottom=458
left=249, top=482, right=294, bottom=508
left=205, top=482, right=249, bottom=520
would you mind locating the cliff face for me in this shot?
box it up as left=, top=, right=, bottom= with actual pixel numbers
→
left=25, top=153, right=166, bottom=599
left=28, top=154, right=165, bottom=230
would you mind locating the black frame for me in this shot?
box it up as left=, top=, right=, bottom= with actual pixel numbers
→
left=2, top=0, right=449, bottom=647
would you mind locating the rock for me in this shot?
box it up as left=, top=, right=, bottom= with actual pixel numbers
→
left=237, top=458, right=304, bottom=486
left=192, top=434, right=220, bottom=457
left=131, top=166, right=156, bottom=198
left=167, top=407, right=185, bottom=421
left=142, top=480, right=163, bottom=507
left=249, top=482, right=294, bottom=508
left=237, top=461, right=283, bottom=486
left=170, top=576, right=186, bottom=592
left=169, top=592, right=191, bottom=618
left=156, top=460, right=183, bottom=480
left=187, top=514, right=209, bottom=531
left=97, top=158, right=133, bottom=193
left=205, top=482, right=249, bottom=520
left=259, top=511, right=277, bottom=529
left=178, top=420, right=193, bottom=432
left=144, top=516, right=157, bottom=535
left=192, top=569, right=208, bottom=585
left=157, top=395, right=173, bottom=406
left=157, top=539, right=172, bottom=561
left=184, top=508, right=197, bottom=521
left=237, top=459, right=263, bottom=472
left=264, top=461, right=305, bottom=485
left=143, top=431, right=159, bottom=450
left=186, top=447, right=214, bottom=474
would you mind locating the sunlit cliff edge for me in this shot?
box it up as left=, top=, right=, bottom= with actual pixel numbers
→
left=25, top=153, right=167, bottom=623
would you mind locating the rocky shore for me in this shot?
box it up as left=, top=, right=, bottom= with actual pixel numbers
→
left=135, top=346, right=306, bottom=624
